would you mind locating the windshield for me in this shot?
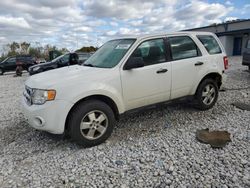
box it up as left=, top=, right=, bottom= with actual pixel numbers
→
left=51, top=54, right=65, bottom=63
left=83, top=39, right=136, bottom=68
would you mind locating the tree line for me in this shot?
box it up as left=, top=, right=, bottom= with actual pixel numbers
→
left=0, top=42, right=98, bottom=62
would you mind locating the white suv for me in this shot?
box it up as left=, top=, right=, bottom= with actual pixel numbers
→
left=23, top=32, right=228, bottom=147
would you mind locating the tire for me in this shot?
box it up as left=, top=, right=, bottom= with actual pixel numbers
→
left=194, top=79, right=219, bottom=110
left=68, top=100, right=116, bottom=147
left=25, top=66, right=30, bottom=73
left=0, top=68, right=3, bottom=75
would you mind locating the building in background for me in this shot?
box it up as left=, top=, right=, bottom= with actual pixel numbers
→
left=186, top=19, right=250, bottom=56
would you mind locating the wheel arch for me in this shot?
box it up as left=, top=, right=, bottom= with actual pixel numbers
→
left=195, top=72, right=222, bottom=94
left=65, top=94, right=120, bottom=132
left=0, top=67, right=4, bottom=75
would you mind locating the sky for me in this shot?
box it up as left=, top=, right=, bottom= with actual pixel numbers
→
left=0, top=0, right=249, bottom=51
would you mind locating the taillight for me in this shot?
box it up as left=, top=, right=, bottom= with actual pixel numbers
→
left=223, top=56, right=228, bottom=70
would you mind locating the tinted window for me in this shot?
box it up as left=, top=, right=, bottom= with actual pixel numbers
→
left=70, top=54, right=78, bottom=65
left=58, top=54, right=70, bottom=64
left=16, top=56, right=33, bottom=62
left=246, top=39, right=250, bottom=49
left=131, top=38, right=166, bottom=66
left=6, top=58, right=16, bottom=65
left=169, top=36, right=200, bottom=60
left=197, top=35, right=222, bottom=54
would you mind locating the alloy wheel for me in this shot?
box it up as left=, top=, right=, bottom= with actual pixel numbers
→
left=202, top=84, right=216, bottom=105
left=80, top=110, right=108, bottom=140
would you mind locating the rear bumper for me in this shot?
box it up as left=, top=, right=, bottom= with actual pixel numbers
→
left=220, top=73, right=227, bottom=89
left=28, top=68, right=41, bottom=75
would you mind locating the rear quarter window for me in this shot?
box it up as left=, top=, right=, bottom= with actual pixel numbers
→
left=197, top=35, right=222, bottom=54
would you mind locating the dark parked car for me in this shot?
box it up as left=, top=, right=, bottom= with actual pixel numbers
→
left=0, top=55, right=35, bottom=75
left=29, top=52, right=91, bottom=75
left=242, top=38, right=250, bottom=70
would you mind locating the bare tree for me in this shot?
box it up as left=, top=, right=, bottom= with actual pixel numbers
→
left=7, top=42, right=20, bottom=56
left=20, top=42, right=30, bottom=54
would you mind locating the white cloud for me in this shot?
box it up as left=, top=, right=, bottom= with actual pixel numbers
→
left=224, top=17, right=238, bottom=22
left=0, top=16, right=31, bottom=29
left=0, top=0, right=241, bottom=51
left=74, top=26, right=93, bottom=32
left=225, top=1, right=233, bottom=6
left=106, top=31, right=117, bottom=36
left=110, top=21, right=119, bottom=27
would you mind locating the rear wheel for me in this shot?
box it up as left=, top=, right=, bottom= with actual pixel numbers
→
left=0, top=68, right=3, bottom=75
left=194, top=79, right=219, bottom=110
left=68, top=100, right=115, bottom=147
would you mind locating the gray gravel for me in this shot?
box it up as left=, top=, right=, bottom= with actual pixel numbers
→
left=0, top=57, right=249, bottom=187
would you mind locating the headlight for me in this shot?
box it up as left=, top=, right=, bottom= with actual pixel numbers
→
left=33, top=66, right=41, bottom=71
left=32, top=89, right=56, bottom=105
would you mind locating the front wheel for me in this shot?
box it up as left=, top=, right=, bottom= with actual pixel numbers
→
left=0, top=68, right=3, bottom=75
left=194, top=79, right=219, bottom=110
left=68, top=100, right=116, bottom=147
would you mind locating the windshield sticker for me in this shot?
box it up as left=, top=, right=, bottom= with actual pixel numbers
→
left=115, top=44, right=131, bottom=49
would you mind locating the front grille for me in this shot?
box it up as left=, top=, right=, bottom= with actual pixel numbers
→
left=24, top=86, right=33, bottom=106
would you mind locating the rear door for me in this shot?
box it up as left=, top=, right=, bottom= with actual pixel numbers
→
left=167, top=35, right=205, bottom=99
left=243, top=39, right=250, bottom=66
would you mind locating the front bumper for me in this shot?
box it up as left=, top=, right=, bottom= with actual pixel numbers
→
left=29, top=69, right=41, bottom=75
left=22, top=97, right=73, bottom=134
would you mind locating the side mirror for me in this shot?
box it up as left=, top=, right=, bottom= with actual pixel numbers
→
left=124, top=57, right=144, bottom=70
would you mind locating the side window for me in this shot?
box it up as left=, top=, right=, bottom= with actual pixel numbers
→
left=78, top=54, right=90, bottom=61
left=131, top=38, right=167, bottom=66
left=168, top=36, right=201, bottom=60
left=70, top=54, right=78, bottom=65
left=6, top=58, right=16, bottom=65
left=59, top=54, right=70, bottom=64
left=197, top=35, right=222, bottom=54
left=246, top=39, right=250, bottom=49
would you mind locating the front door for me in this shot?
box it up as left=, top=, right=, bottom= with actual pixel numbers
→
left=233, top=37, right=242, bottom=56
left=5, top=57, right=16, bottom=71
left=121, top=38, right=171, bottom=111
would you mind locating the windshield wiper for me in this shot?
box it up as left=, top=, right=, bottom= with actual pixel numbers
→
left=83, top=63, right=94, bottom=67
left=84, top=63, right=99, bottom=67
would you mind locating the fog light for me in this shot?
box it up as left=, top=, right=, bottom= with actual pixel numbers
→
left=34, top=116, right=45, bottom=127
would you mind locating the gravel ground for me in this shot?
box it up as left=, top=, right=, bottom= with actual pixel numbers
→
left=0, top=56, right=249, bottom=188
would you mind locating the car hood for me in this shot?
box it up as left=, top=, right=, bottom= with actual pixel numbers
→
left=25, top=65, right=113, bottom=89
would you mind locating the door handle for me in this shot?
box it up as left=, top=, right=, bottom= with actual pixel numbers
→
left=156, top=68, right=168, bottom=74
left=195, top=62, right=204, bottom=66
